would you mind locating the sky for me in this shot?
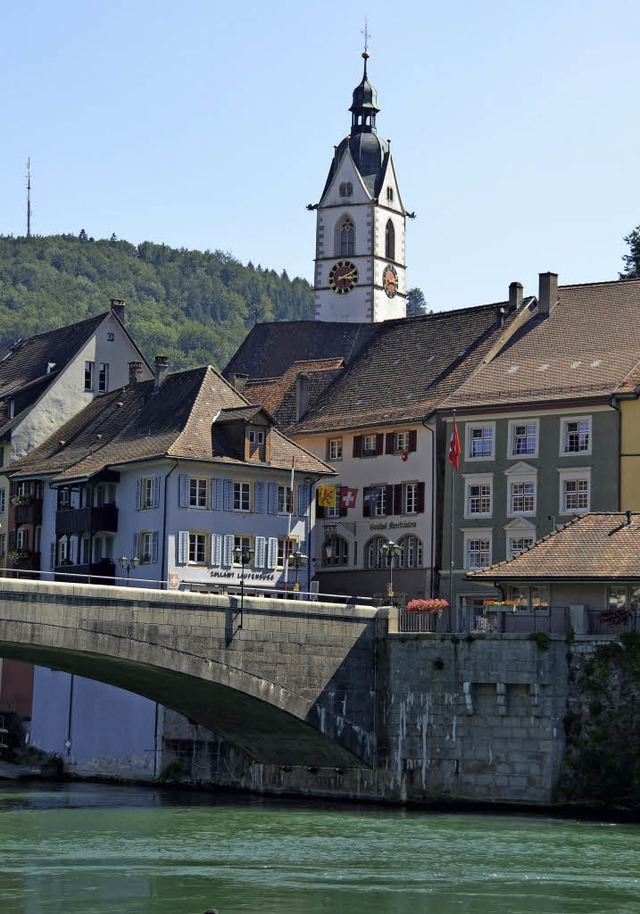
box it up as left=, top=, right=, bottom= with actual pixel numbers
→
left=1, top=0, right=639, bottom=312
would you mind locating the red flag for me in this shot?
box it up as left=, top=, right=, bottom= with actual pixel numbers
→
left=341, top=487, right=358, bottom=510
left=448, top=416, right=461, bottom=470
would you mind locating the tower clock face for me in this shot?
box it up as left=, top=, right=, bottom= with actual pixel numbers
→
left=383, top=264, right=398, bottom=298
left=329, top=260, right=358, bottom=294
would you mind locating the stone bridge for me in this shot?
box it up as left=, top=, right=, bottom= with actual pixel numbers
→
left=0, top=579, right=384, bottom=768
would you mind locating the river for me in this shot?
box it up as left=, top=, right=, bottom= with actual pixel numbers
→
left=0, top=782, right=639, bottom=913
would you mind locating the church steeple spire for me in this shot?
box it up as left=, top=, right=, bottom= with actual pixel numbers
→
left=349, top=51, right=380, bottom=135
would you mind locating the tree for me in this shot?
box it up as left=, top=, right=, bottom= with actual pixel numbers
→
left=406, top=287, right=429, bottom=317
left=620, top=225, right=640, bottom=279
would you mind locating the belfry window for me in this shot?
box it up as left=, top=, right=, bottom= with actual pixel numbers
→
left=337, top=217, right=355, bottom=256
left=385, top=220, right=395, bottom=260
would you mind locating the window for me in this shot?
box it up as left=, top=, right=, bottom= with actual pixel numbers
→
left=0, top=534, right=5, bottom=557
left=509, top=420, right=538, bottom=457
left=190, top=478, right=208, bottom=509
left=561, top=417, right=591, bottom=454
left=276, top=536, right=296, bottom=567
left=465, top=477, right=493, bottom=517
left=510, top=480, right=536, bottom=514
left=140, top=477, right=157, bottom=510
left=560, top=470, right=591, bottom=514
left=98, top=362, right=109, bottom=393
left=364, top=485, right=386, bottom=517
left=353, top=434, right=383, bottom=458
left=607, top=585, right=640, bottom=612
left=94, top=483, right=116, bottom=507
left=233, top=482, right=251, bottom=512
left=328, top=438, right=343, bottom=460
left=93, top=534, right=114, bottom=563
left=324, top=534, right=348, bottom=566
left=0, top=488, right=5, bottom=514
left=84, top=361, right=94, bottom=391
left=363, top=434, right=377, bottom=457
left=467, top=424, right=494, bottom=459
left=385, top=220, right=395, bottom=260
left=107, top=331, right=115, bottom=342
left=395, top=431, right=409, bottom=452
left=139, top=531, right=158, bottom=564
left=365, top=536, right=387, bottom=569
left=339, top=182, right=353, bottom=197
left=464, top=533, right=492, bottom=570
left=277, top=485, right=293, bottom=515
left=508, top=536, right=534, bottom=559
left=16, top=528, right=28, bottom=551
left=386, top=187, right=394, bottom=203
left=338, top=217, right=355, bottom=256
left=398, top=535, right=423, bottom=568
left=249, top=428, right=265, bottom=446
left=403, top=482, right=420, bottom=514
left=57, top=536, right=68, bottom=565
left=233, top=535, right=253, bottom=564
left=189, top=533, right=207, bottom=564
left=508, top=585, right=550, bottom=610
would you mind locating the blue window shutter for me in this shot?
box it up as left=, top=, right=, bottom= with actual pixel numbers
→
left=268, top=483, right=278, bottom=514
left=211, top=533, right=222, bottom=566
left=223, top=479, right=233, bottom=512
left=267, top=537, right=278, bottom=570
left=152, top=531, right=159, bottom=563
left=135, top=478, right=141, bottom=511
left=298, top=483, right=310, bottom=517
left=177, top=531, right=189, bottom=564
left=255, top=536, right=266, bottom=568
left=254, top=481, right=266, bottom=513
left=223, top=534, right=234, bottom=567
left=178, top=475, right=189, bottom=507
left=153, top=476, right=161, bottom=508
left=211, top=478, right=223, bottom=511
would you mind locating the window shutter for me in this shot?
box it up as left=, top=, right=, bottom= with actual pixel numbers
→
left=153, top=476, right=161, bottom=508
left=353, top=435, right=363, bottom=458
left=50, top=542, right=55, bottom=569
left=394, top=484, right=402, bottom=515
left=254, top=481, right=266, bottom=513
left=132, top=532, right=139, bottom=559
left=375, top=433, right=384, bottom=456
left=297, top=483, right=309, bottom=517
left=268, top=483, right=278, bottom=514
left=210, top=533, right=222, bottom=567
left=417, top=481, right=425, bottom=513
left=151, top=531, right=159, bottom=563
left=211, top=478, right=223, bottom=511
left=267, top=537, right=278, bottom=569
left=386, top=484, right=395, bottom=516
left=178, top=474, right=189, bottom=508
left=316, top=501, right=325, bottom=519
left=385, top=432, right=395, bottom=454
left=363, top=488, right=371, bottom=518
left=223, top=479, right=233, bottom=512
left=408, top=429, right=417, bottom=453
left=255, top=535, right=266, bottom=568
left=177, top=531, right=189, bottom=565
left=223, top=534, right=234, bottom=567
left=135, top=478, right=141, bottom=511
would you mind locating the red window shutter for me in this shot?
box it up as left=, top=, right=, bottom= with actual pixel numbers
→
left=353, top=436, right=363, bottom=458
left=385, top=432, right=395, bottom=454
left=385, top=484, right=394, bottom=515
left=394, top=484, right=403, bottom=515
left=416, top=481, right=425, bottom=513
left=376, top=433, right=384, bottom=456
left=363, top=488, right=371, bottom=518
left=408, top=429, right=417, bottom=453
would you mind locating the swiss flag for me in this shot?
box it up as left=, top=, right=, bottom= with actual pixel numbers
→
left=448, top=416, right=461, bottom=470
left=341, top=487, right=358, bottom=509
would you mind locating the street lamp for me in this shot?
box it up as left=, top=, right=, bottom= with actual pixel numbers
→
left=233, top=544, right=254, bottom=629
left=380, top=540, right=401, bottom=601
left=119, top=555, right=140, bottom=584
left=290, top=550, right=308, bottom=593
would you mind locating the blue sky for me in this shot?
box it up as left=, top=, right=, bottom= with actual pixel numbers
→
left=1, top=0, right=639, bottom=311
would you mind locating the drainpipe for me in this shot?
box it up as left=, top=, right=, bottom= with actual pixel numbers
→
left=161, top=461, right=180, bottom=589
left=610, top=396, right=622, bottom=512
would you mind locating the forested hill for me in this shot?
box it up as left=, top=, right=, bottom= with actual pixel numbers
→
left=0, top=234, right=314, bottom=370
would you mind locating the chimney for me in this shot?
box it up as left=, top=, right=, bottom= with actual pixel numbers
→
left=110, top=299, right=126, bottom=324
left=233, top=373, right=249, bottom=392
left=538, top=272, right=558, bottom=316
left=154, top=355, right=169, bottom=388
left=496, top=305, right=506, bottom=328
left=508, top=282, right=523, bottom=311
left=296, top=372, right=310, bottom=421
left=128, top=361, right=144, bottom=385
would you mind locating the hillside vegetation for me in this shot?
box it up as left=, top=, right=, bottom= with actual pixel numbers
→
left=0, top=233, right=314, bottom=370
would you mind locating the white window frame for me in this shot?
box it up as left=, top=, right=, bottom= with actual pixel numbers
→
left=362, top=434, right=377, bottom=457
left=403, top=482, right=419, bottom=515
left=560, top=415, right=592, bottom=456
left=84, top=360, right=94, bottom=391
left=508, top=478, right=537, bottom=516
left=233, top=482, right=251, bottom=512
left=508, top=418, right=539, bottom=459
left=328, top=438, right=343, bottom=461
left=559, top=468, right=591, bottom=515
left=140, top=476, right=156, bottom=510
left=233, top=535, right=254, bottom=565
left=466, top=422, right=495, bottom=460
left=277, top=485, right=293, bottom=515
left=394, top=431, right=410, bottom=453
left=463, top=474, right=493, bottom=519
left=249, top=428, right=265, bottom=446
left=188, top=532, right=208, bottom=564
left=189, top=478, right=208, bottom=509
left=463, top=529, right=492, bottom=570
left=98, top=362, right=109, bottom=393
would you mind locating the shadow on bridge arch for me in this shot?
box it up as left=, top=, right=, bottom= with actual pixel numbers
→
left=0, top=579, right=383, bottom=768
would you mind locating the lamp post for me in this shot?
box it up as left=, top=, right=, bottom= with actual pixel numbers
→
left=119, top=555, right=140, bottom=584
left=233, top=544, right=254, bottom=629
left=290, top=550, right=308, bottom=594
left=380, top=540, right=401, bottom=602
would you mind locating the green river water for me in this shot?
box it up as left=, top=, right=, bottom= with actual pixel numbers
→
left=0, top=782, right=639, bottom=914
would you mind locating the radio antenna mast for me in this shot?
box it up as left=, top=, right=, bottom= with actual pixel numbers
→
left=26, top=158, right=32, bottom=238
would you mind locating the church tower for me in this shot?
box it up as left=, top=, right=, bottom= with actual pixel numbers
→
left=313, top=50, right=407, bottom=323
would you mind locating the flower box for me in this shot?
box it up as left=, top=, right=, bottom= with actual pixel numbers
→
left=407, top=598, right=449, bottom=614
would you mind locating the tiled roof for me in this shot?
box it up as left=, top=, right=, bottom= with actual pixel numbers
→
left=469, top=513, right=640, bottom=581
left=8, top=366, right=332, bottom=482
left=442, top=278, right=640, bottom=410
left=242, top=358, right=344, bottom=428
left=223, top=321, right=378, bottom=380
left=288, top=300, right=531, bottom=433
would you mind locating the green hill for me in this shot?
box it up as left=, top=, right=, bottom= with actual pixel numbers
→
left=0, top=233, right=314, bottom=370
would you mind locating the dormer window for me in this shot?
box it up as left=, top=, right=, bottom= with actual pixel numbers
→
left=249, top=428, right=265, bottom=446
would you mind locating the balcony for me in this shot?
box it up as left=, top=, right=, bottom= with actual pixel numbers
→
left=55, top=504, right=118, bottom=535
left=54, top=560, right=116, bottom=585
left=13, top=498, right=43, bottom=526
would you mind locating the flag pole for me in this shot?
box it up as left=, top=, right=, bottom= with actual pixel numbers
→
left=448, top=411, right=456, bottom=631
left=284, top=456, right=295, bottom=591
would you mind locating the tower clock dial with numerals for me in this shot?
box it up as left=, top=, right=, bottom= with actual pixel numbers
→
left=383, top=264, right=398, bottom=298
left=329, top=260, right=359, bottom=294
